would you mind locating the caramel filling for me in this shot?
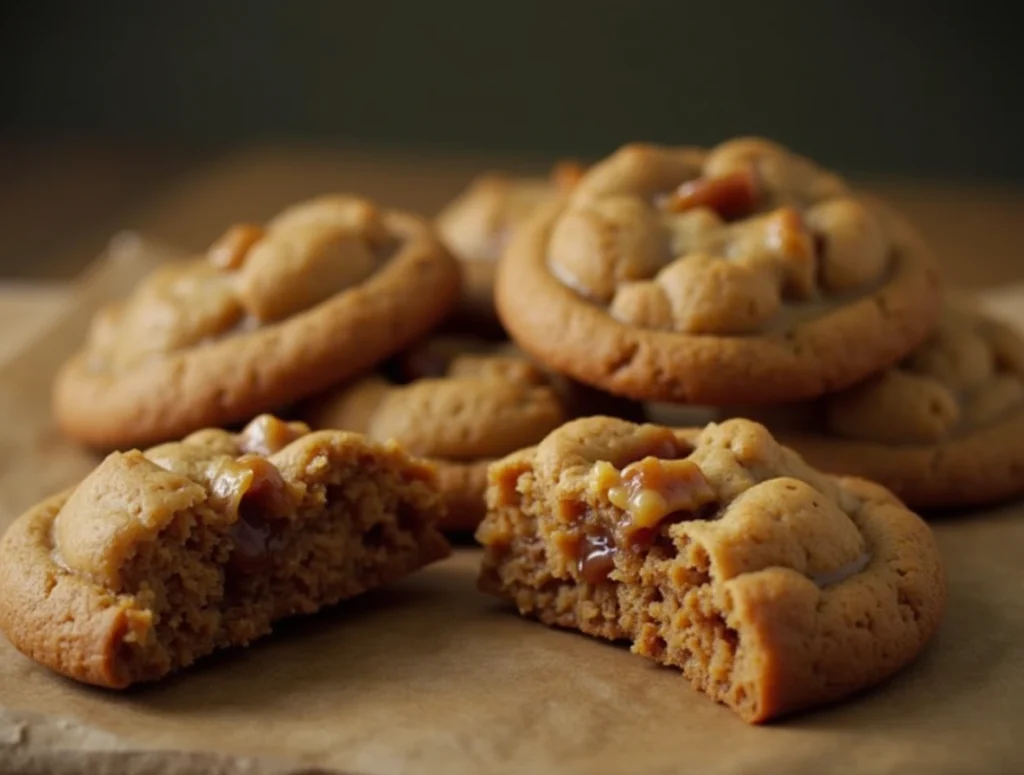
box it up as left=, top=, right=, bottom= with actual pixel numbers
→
left=228, top=513, right=287, bottom=575
left=664, top=168, right=759, bottom=220
left=578, top=531, right=616, bottom=586
left=608, top=457, right=717, bottom=531
left=238, top=415, right=310, bottom=457
left=227, top=455, right=292, bottom=574
left=576, top=457, right=719, bottom=583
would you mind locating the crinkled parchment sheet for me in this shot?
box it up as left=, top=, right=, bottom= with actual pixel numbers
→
left=0, top=237, right=1021, bottom=775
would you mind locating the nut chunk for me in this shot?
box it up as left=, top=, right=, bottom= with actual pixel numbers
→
left=0, top=415, right=450, bottom=688
left=477, top=417, right=945, bottom=723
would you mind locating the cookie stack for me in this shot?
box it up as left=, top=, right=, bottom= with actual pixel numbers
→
left=491, top=137, right=1024, bottom=511
left=6, top=136, right=1004, bottom=724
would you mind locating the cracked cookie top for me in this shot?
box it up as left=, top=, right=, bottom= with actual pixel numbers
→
left=481, top=416, right=874, bottom=589
left=0, top=413, right=449, bottom=687
left=494, top=138, right=941, bottom=404
left=477, top=416, right=945, bottom=722
left=52, top=415, right=316, bottom=590
left=54, top=196, right=462, bottom=448
left=85, top=197, right=401, bottom=372
left=550, top=138, right=894, bottom=335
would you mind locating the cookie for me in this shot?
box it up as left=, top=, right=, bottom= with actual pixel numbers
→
left=495, top=138, right=942, bottom=405
left=0, top=415, right=450, bottom=687
left=476, top=416, right=945, bottom=723
left=53, top=195, right=462, bottom=449
left=303, top=335, right=636, bottom=531
left=779, top=304, right=1024, bottom=508
left=437, top=162, right=585, bottom=331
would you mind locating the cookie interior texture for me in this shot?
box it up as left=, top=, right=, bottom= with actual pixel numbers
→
left=496, top=137, right=942, bottom=404
left=0, top=415, right=449, bottom=688
left=476, top=416, right=945, bottom=723
left=53, top=195, right=461, bottom=449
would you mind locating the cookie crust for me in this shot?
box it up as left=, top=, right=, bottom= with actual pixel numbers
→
left=781, top=306, right=1024, bottom=508
left=476, top=416, right=946, bottom=722
left=54, top=199, right=462, bottom=449
left=495, top=142, right=942, bottom=404
left=781, top=409, right=1024, bottom=509
left=0, top=416, right=450, bottom=687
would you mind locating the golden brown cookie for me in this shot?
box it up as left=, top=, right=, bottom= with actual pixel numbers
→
left=779, top=304, right=1024, bottom=508
left=54, top=195, right=462, bottom=449
left=495, top=138, right=942, bottom=404
left=302, top=335, right=636, bottom=531
left=477, top=416, right=945, bottom=723
left=0, top=415, right=450, bottom=688
left=437, top=162, right=585, bottom=331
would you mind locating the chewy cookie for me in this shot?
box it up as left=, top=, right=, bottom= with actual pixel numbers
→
left=437, top=162, right=584, bottom=330
left=495, top=138, right=942, bottom=405
left=781, top=304, right=1024, bottom=508
left=0, top=415, right=450, bottom=687
left=477, top=416, right=945, bottom=722
left=303, top=335, right=632, bottom=531
left=54, top=195, right=462, bottom=449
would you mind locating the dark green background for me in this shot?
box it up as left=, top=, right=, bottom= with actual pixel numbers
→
left=2, top=1, right=1021, bottom=181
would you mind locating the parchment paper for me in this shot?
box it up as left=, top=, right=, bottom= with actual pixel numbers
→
left=0, top=238, right=1022, bottom=775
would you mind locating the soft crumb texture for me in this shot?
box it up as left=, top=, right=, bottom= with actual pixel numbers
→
left=302, top=335, right=637, bottom=531
left=0, top=415, right=450, bottom=688
left=780, top=304, right=1024, bottom=508
left=495, top=137, right=941, bottom=405
left=476, top=416, right=945, bottom=723
left=53, top=195, right=461, bottom=449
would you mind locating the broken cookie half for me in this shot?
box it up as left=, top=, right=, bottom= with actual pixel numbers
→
left=0, top=415, right=450, bottom=688
left=476, top=416, right=945, bottom=723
